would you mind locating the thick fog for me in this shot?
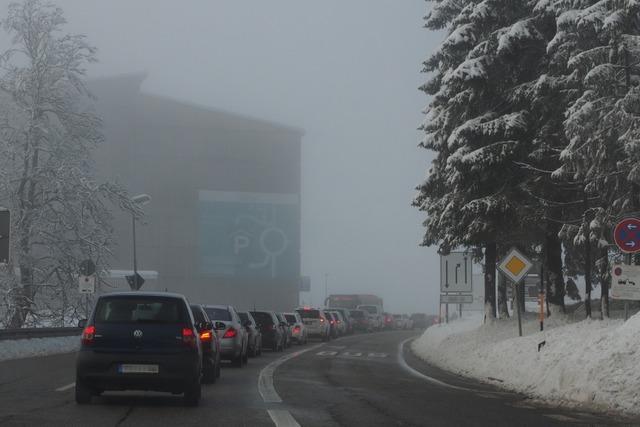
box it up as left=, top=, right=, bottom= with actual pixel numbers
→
left=0, top=0, right=443, bottom=314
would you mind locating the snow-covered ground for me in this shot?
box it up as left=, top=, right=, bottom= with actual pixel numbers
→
left=412, top=312, right=640, bottom=415
left=0, top=335, right=80, bottom=362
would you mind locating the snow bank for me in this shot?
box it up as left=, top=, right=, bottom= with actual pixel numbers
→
left=412, top=313, right=640, bottom=415
left=0, top=335, right=79, bottom=362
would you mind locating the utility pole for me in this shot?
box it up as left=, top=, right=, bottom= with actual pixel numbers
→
left=132, top=215, right=138, bottom=290
left=324, top=273, right=328, bottom=306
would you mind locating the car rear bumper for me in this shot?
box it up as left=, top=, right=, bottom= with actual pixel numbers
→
left=76, top=350, right=200, bottom=393
left=219, top=338, right=241, bottom=359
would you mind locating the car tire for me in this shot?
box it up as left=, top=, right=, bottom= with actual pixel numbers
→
left=202, top=360, right=216, bottom=384
left=243, top=347, right=249, bottom=365
left=183, top=380, right=201, bottom=407
left=75, top=379, right=92, bottom=405
left=272, top=341, right=279, bottom=352
left=215, top=355, right=221, bottom=378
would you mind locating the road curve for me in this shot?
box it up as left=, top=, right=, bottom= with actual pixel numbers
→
left=0, top=330, right=635, bottom=426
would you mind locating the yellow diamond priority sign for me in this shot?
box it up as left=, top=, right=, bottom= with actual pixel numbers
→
left=498, top=248, right=533, bottom=284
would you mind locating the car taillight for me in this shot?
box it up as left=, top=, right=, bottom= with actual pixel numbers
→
left=320, top=318, right=325, bottom=323
left=182, top=327, right=197, bottom=348
left=293, top=326, right=301, bottom=332
left=199, top=330, right=212, bottom=341
left=81, top=325, right=95, bottom=345
left=330, top=319, right=335, bottom=325
left=223, top=327, right=237, bottom=339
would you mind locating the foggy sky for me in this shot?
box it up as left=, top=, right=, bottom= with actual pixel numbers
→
left=0, top=0, right=443, bottom=314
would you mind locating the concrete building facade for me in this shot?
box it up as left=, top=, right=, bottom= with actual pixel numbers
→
left=90, top=74, right=303, bottom=311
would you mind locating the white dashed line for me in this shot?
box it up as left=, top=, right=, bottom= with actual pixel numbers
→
left=55, top=382, right=75, bottom=392
left=316, top=351, right=338, bottom=356
left=267, top=410, right=301, bottom=427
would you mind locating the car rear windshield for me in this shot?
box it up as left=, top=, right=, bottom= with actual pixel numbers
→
left=95, top=297, right=187, bottom=324
left=350, top=310, right=365, bottom=318
left=250, top=311, right=274, bottom=325
left=360, top=306, right=377, bottom=314
left=297, top=309, right=320, bottom=319
left=204, top=307, right=231, bottom=321
left=284, top=314, right=297, bottom=323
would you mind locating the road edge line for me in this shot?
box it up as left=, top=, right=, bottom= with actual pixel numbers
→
left=258, top=343, right=323, bottom=403
left=267, top=409, right=301, bottom=427
left=397, top=337, right=477, bottom=392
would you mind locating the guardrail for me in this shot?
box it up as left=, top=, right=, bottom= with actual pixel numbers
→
left=0, top=327, right=81, bottom=341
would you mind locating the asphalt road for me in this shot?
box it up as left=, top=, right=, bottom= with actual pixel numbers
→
left=0, top=330, right=635, bottom=426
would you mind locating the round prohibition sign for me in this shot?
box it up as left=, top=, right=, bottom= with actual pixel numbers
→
left=614, top=217, right=640, bottom=254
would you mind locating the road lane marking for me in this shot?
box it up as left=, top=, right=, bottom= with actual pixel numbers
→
left=316, top=351, right=338, bottom=356
left=55, top=382, right=75, bottom=392
left=267, top=410, right=301, bottom=427
left=259, top=344, right=323, bottom=403
left=342, top=351, right=362, bottom=357
left=543, top=414, right=581, bottom=422
left=398, top=338, right=511, bottom=397
left=397, top=337, right=480, bottom=392
left=367, top=352, right=388, bottom=358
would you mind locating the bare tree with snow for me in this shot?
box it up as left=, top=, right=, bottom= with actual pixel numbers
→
left=0, top=0, right=138, bottom=328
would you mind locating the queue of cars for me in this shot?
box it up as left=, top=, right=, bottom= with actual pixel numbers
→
left=74, top=291, right=430, bottom=407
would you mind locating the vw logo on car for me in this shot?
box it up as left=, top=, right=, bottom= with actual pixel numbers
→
left=133, top=329, right=143, bottom=339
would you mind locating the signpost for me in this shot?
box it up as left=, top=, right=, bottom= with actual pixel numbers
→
left=440, top=294, right=474, bottom=304
left=126, top=272, right=145, bottom=291
left=613, top=218, right=640, bottom=320
left=78, top=275, right=96, bottom=294
left=497, top=248, right=533, bottom=337
left=613, top=218, right=640, bottom=254
left=611, top=264, right=640, bottom=299
left=440, top=252, right=473, bottom=322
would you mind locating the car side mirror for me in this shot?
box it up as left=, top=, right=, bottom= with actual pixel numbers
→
left=78, top=319, right=87, bottom=328
left=214, top=321, right=226, bottom=330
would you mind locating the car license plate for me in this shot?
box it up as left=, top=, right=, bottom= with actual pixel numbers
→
left=118, top=364, right=159, bottom=374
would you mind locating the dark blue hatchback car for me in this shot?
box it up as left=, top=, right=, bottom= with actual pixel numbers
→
left=75, top=292, right=202, bottom=406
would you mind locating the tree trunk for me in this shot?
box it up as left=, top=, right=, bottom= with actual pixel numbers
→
left=484, top=242, right=497, bottom=321
left=583, top=193, right=592, bottom=318
left=545, top=220, right=565, bottom=315
left=497, top=274, right=509, bottom=319
left=8, top=265, right=34, bottom=328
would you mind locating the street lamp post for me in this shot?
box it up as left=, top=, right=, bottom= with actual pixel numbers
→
left=131, top=194, right=151, bottom=290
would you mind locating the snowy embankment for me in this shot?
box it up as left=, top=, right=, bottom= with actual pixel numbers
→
left=0, top=335, right=79, bottom=362
left=412, top=312, right=640, bottom=415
